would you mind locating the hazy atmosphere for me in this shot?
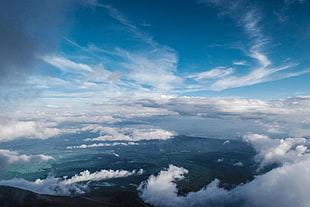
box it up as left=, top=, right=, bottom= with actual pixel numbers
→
left=1, top=0, right=310, bottom=206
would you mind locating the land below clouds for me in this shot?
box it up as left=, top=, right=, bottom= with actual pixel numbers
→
left=0, top=185, right=113, bottom=207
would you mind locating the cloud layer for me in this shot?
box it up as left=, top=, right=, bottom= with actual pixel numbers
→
left=2, top=95, right=310, bottom=142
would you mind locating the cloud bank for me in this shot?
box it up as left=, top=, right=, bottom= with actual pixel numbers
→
left=3, top=95, right=310, bottom=142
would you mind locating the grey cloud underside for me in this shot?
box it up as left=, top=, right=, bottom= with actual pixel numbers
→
left=0, top=0, right=73, bottom=80
left=0, top=0, right=93, bottom=106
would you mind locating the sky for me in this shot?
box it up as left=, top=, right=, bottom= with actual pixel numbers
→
left=1, top=0, right=310, bottom=110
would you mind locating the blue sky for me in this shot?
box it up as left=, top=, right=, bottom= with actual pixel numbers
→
left=1, top=0, right=310, bottom=107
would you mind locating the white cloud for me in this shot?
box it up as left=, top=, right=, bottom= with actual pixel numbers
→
left=244, top=134, right=309, bottom=170
left=86, top=63, right=119, bottom=83
left=42, top=56, right=93, bottom=73
left=121, top=48, right=182, bottom=92
left=197, top=1, right=309, bottom=91
left=27, top=76, right=71, bottom=89
left=0, top=176, right=86, bottom=196
left=233, top=61, right=247, bottom=66
left=36, top=3, right=183, bottom=96
left=189, top=67, right=234, bottom=80
left=233, top=161, right=243, bottom=167
left=139, top=160, right=310, bottom=207
left=209, top=64, right=296, bottom=91
left=222, top=140, right=230, bottom=145
left=62, top=168, right=143, bottom=185
left=66, top=142, right=138, bottom=149
left=3, top=95, right=310, bottom=142
left=138, top=165, right=189, bottom=207
left=0, top=121, right=62, bottom=142
left=0, top=168, right=143, bottom=196
left=217, top=158, right=224, bottom=162
left=82, top=125, right=176, bottom=142
left=0, top=149, right=53, bottom=167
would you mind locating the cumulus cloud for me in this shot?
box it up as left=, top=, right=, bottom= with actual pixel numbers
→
left=138, top=165, right=236, bottom=207
left=244, top=133, right=309, bottom=170
left=139, top=161, right=310, bottom=207
left=0, top=120, right=76, bottom=142
left=0, top=168, right=143, bottom=196
left=0, top=149, right=53, bottom=167
left=138, top=165, right=189, bottom=207
left=0, top=121, right=61, bottom=142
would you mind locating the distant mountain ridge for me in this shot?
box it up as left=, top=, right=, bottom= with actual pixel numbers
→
left=0, top=185, right=108, bottom=207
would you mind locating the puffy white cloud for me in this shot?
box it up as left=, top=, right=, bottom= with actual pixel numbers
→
left=0, top=121, right=62, bottom=142
left=139, top=160, right=310, bottom=207
left=0, top=168, right=143, bottom=196
left=138, top=165, right=235, bottom=207
left=0, top=149, right=53, bottom=167
left=240, top=157, right=310, bottom=207
left=244, top=134, right=309, bottom=170
left=138, top=165, right=189, bottom=207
